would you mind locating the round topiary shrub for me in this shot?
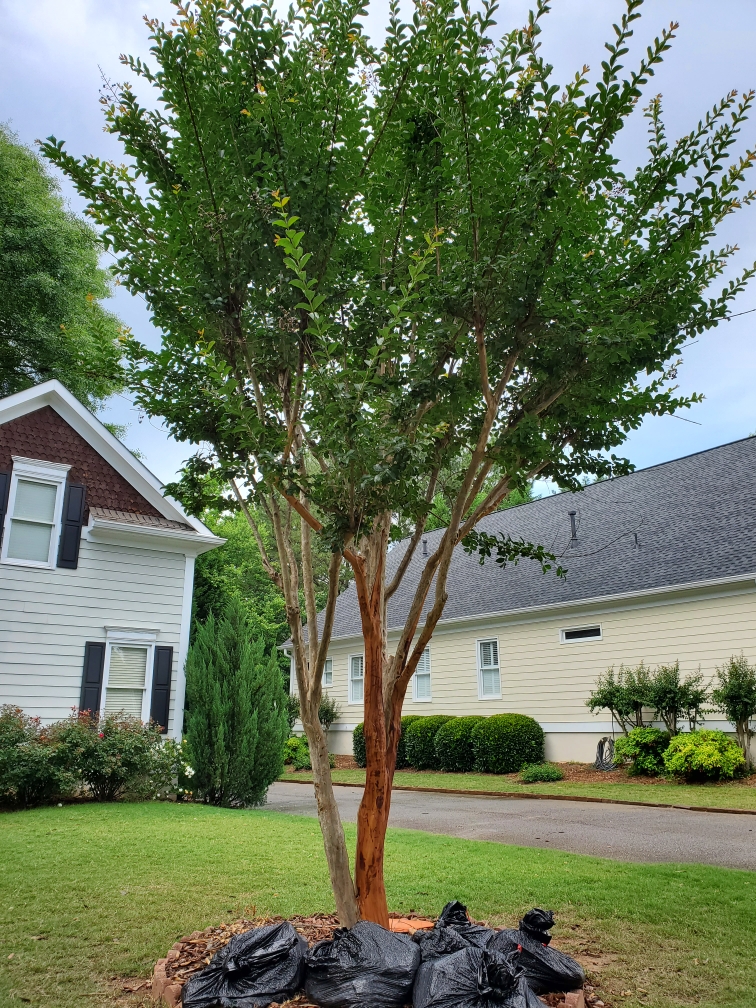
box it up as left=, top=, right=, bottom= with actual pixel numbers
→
left=396, top=715, right=422, bottom=769
left=472, top=714, right=544, bottom=774
left=519, top=762, right=564, bottom=783
left=613, top=726, right=671, bottom=776
left=434, top=716, right=485, bottom=772
left=662, top=729, right=745, bottom=781
left=352, top=722, right=366, bottom=768
left=404, top=715, right=455, bottom=770
left=352, top=716, right=422, bottom=769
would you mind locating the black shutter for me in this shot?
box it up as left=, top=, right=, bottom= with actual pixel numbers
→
left=150, top=646, right=173, bottom=733
left=80, top=642, right=106, bottom=715
left=57, top=483, right=86, bottom=569
left=0, top=471, right=10, bottom=548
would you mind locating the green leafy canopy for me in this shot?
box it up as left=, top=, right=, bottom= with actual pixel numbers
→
left=42, top=0, right=756, bottom=548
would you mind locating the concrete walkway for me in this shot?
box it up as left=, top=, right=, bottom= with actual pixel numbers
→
left=266, top=781, right=756, bottom=871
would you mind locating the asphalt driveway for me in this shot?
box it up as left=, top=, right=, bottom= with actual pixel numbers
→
left=266, top=781, right=756, bottom=870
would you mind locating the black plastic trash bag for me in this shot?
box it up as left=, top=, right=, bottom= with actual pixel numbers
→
left=414, top=925, right=472, bottom=962
left=435, top=901, right=495, bottom=948
left=413, top=946, right=544, bottom=1008
left=489, top=909, right=585, bottom=995
left=305, top=920, right=420, bottom=1008
left=181, top=921, right=307, bottom=1008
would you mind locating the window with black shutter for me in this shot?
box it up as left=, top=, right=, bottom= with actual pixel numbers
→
left=150, top=646, right=173, bottom=733
left=80, top=642, right=106, bottom=715
left=0, top=472, right=10, bottom=548
left=57, top=483, right=86, bottom=569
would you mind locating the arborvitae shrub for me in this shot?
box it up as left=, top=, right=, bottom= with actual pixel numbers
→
left=471, top=714, right=544, bottom=773
left=434, top=716, right=485, bottom=772
left=185, top=598, right=288, bottom=806
left=405, top=715, right=455, bottom=770
left=352, top=715, right=421, bottom=769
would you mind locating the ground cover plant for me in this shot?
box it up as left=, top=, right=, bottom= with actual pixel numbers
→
left=1, top=802, right=755, bottom=1008
left=284, top=766, right=756, bottom=810
left=44, top=0, right=756, bottom=925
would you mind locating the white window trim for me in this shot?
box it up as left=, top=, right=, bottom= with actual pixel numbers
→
left=560, top=624, right=603, bottom=644
left=99, top=638, right=155, bottom=722
left=1, top=456, right=71, bottom=569
left=411, top=647, right=433, bottom=702
left=322, top=657, right=333, bottom=688
left=348, top=653, right=364, bottom=705
left=477, top=636, right=502, bottom=700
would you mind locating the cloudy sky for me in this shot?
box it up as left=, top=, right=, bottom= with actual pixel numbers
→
left=2, top=0, right=755, bottom=484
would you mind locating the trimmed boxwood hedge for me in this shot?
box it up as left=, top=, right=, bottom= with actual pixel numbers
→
left=404, top=715, right=455, bottom=770
left=472, top=714, right=544, bottom=773
left=434, top=716, right=485, bottom=772
left=352, top=715, right=422, bottom=769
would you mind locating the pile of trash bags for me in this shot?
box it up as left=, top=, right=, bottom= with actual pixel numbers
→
left=181, top=901, right=585, bottom=1008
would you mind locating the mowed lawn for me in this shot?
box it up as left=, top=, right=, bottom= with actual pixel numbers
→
left=1, top=803, right=754, bottom=1008
left=284, top=767, right=756, bottom=810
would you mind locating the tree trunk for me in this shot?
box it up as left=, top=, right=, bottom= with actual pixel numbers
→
left=300, top=703, right=359, bottom=927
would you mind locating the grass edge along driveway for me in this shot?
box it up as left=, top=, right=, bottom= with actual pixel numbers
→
left=1, top=802, right=754, bottom=1008
left=283, top=767, right=756, bottom=811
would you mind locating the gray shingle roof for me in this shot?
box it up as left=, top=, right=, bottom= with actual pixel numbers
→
left=324, top=437, right=756, bottom=641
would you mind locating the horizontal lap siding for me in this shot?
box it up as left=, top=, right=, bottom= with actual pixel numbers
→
left=320, top=584, right=756, bottom=729
left=0, top=538, right=186, bottom=730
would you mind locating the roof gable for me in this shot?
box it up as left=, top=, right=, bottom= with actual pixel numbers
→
left=0, top=380, right=211, bottom=535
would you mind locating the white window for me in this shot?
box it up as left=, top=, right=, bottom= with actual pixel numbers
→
left=349, top=654, right=364, bottom=703
left=323, top=658, right=333, bottom=688
left=102, top=643, right=154, bottom=721
left=478, top=638, right=501, bottom=699
left=1, top=457, right=70, bottom=568
left=560, top=625, right=602, bottom=643
left=412, top=647, right=432, bottom=702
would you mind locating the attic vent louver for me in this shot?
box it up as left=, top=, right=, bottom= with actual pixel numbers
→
left=568, top=510, right=578, bottom=547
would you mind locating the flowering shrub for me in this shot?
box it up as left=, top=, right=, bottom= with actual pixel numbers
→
left=51, top=712, right=181, bottom=801
left=0, top=706, right=77, bottom=808
left=614, top=727, right=671, bottom=776
left=663, top=730, right=746, bottom=781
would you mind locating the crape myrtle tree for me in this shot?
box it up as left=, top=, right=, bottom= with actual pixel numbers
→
left=44, top=0, right=756, bottom=924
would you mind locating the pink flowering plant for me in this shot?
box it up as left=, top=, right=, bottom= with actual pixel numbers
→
left=51, top=711, right=181, bottom=802
left=0, top=705, right=77, bottom=809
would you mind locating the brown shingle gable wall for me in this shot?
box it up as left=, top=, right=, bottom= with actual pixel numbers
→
left=0, top=406, right=163, bottom=516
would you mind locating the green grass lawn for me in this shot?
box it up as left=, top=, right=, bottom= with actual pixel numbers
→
left=1, top=802, right=754, bottom=1008
left=283, top=767, right=756, bottom=810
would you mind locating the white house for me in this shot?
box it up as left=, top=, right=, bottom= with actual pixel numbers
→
left=0, top=380, right=223, bottom=740
left=291, top=437, right=756, bottom=761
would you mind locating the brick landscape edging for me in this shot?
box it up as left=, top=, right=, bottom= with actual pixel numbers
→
left=278, top=776, right=756, bottom=815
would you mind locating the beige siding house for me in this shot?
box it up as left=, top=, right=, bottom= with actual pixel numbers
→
left=0, top=381, right=223, bottom=740
left=291, top=438, right=756, bottom=761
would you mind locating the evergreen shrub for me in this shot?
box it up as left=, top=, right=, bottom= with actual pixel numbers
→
left=185, top=598, right=288, bottom=806
left=519, top=762, right=564, bottom=783
left=352, top=722, right=366, bottom=767
left=286, top=735, right=335, bottom=770
left=353, top=715, right=423, bottom=769
left=433, top=716, right=484, bottom=772
left=472, top=714, right=544, bottom=773
left=663, top=729, right=745, bottom=781
left=397, top=715, right=422, bottom=769
left=404, top=715, right=455, bottom=770
left=613, top=726, right=671, bottom=776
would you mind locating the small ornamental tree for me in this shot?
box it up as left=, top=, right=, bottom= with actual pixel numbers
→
left=647, top=662, right=708, bottom=734
left=45, top=0, right=756, bottom=924
left=712, top=654, right=756, bottom=767
left=186, top=598, right=287, bottom=806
